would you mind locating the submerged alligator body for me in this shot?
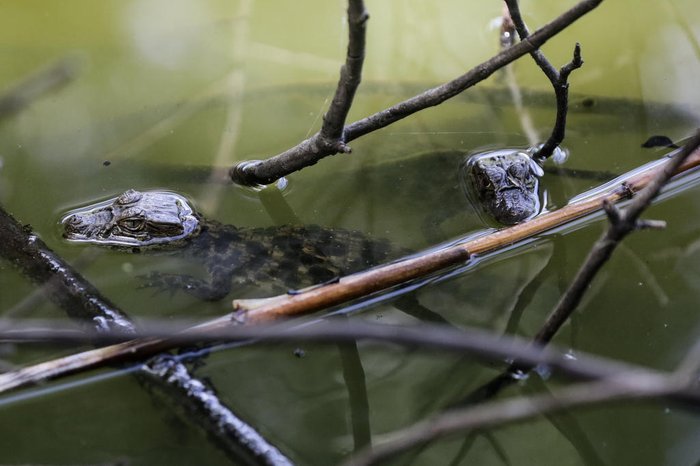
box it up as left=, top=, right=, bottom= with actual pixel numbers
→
left=62, top=190, right=397, bottom=301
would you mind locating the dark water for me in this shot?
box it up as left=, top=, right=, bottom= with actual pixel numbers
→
left=1, top=1, right=700, bottom=465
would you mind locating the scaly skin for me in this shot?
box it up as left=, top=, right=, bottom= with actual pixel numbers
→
left=62, top=190, right=398, bottom=301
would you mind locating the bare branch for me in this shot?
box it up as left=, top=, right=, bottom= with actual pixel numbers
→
left=0, top=319, right=652, bottom=384
left=0, top=204, right=292, bottom=465
left=348, top=135, right=700, bottom=465
left=535, top=130, right=700, bottom=345
left=231, top=0, right=604, bottom=186
left=534, top=43, right=583, bottom=161
left=503, top=0, right=584, bottom=161
left=6, top=313, right=700, bottom=408
left=231, top=0, right=369, bottom=184
left=321, top=0, right=369, bottom=143
left=2, top=142, right=697, bottom=394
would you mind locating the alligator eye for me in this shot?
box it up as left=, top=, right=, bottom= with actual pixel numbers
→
left=119, top=218, right=145, bottom=232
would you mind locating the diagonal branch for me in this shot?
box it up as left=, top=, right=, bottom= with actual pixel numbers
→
left=534, top=130, right=700, bottom=345
left=0, top=204, right=292, bottom=465
left=231, top=0, right=604, bottom=186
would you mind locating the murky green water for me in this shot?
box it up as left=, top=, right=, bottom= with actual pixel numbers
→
left=1, top=1, right=699, bottom=464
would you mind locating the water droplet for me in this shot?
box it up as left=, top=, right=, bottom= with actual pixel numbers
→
left=122, top=262, right=134, bottom=273
left=276, top=177, right=289, bottom=191
left=510, top=369, right=529, bottom=381
left=564, top=350, right=577, bottom=361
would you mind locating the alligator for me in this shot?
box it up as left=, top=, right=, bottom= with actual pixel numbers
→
left=62, top=189, right=398, bottom=301
left=460, top=149, right=543, bottom=225
left=61, top=149, right=541, bottom=300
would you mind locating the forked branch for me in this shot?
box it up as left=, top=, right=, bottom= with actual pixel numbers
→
left=348, top=131, right=700, bottom=465
left=231, top=0, right=604, bottom=186
left=231, top=0, right=369, bottom=185
left=504, top=0, right=584, bottom=161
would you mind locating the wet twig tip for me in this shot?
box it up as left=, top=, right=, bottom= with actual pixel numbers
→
left=561, top=42, right=584, bottom=80
left=602, top=198, right=622, bottom=225
left=635, top=219, right=667, bottom=231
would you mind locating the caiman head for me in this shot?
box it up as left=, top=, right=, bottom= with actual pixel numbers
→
left=62, top=189, right=200, bottom=248
left=460, top=149, right=543, bottom=225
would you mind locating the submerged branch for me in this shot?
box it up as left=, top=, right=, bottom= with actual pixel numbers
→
left=6, top=318, right=700, bottom=409
left=234, top=141, right=700, bottom=323
left=355, top=133, right=700, bottom=466
left=0, top=318, right=650, bottom=383
left=0, top=205, right=292, bottom=465
left=346, top=374, right=679, bottom=466
left=0, top=205, right=133, bottom=333
left=535, top=130, right=700, bottom=345
left=0, top=56, right=81, bottom=121
left=461, top=132, right=700, bottom=404
left=3, top=142, right=700, bottom=393
left=231, top=0, right=604, bottom=185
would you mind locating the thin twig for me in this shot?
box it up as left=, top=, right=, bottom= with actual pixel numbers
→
left=6, top=319, right=700, bottom=414
left=231, top=0, right=604, bottom=186
left=460, top=132, right=700, bottom=405
left=0, top=319, right=653, bottom=384
left=504, top=0, right=584, bottom=161
left=535, top=130, right=700, bottom=345
left=366, top=133, right=700, bottom=465
left=5, top=319, right=700, bottom=410
left=231, top=0, right=369, bottom=184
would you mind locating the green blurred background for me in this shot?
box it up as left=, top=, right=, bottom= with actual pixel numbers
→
left=0, top=1, right=699, bottom=464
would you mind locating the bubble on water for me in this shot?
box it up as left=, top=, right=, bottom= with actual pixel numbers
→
left=551, top=146, right=569, bottom=165
left=535, top=364, right=552, bottom=380
left=122, top=262, right=134, bottom=274
left=276, top=177, right=289, bottom=191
